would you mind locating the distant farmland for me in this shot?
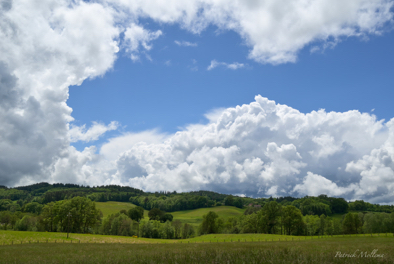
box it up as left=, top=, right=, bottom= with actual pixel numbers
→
left=96, top=201, right=246, bottom=227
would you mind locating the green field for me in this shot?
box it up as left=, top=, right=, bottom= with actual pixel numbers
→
left=95, top=202, right=245, bottom=227
left=0, top=230, right=304, bottom=245
left=171, top=206, right=245, bottom=227
left=0, top=233, right=393, bottom=263
left=95, top=202, right=149, bottom=217
left=2, top=229, right=392, bottom=245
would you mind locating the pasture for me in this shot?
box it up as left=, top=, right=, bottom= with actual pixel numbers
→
left=95, top=202, right=246, bottom=227
left=170, top=206, right=245, bottom=227
left=0, top=233, right=393, bottom=263
left=95, top=202, right=149, bottom=217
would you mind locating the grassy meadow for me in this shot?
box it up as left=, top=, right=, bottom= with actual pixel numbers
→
left=170, top=206, right=245, bottom=227
left=1, top=229, right=393, bottom=245
left=95, top=202, right=246, bottom=227
left=0, top=233, right=393, bottom=263
left=95, top=202, right=149, bottom=217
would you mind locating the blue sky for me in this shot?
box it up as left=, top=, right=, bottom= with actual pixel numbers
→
left=69, top=23, right=394, bottom=151
left=2, top=0, right=394, bottom=202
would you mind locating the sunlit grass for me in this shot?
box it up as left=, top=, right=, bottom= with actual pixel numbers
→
left=2, top=229, right=392, bottom=246
left=171, top=206, right=245, bottom=227
left=95, top=202, right=246, bottom=227
left=95, top=201, right=149, bottom=217
left=0, top=235, right=393, bottom=264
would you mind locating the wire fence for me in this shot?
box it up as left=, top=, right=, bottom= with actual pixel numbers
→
left=1, top=232, right=393, bottom=246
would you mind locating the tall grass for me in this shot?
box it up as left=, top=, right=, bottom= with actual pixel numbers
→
left=1, top=230, right=393, bottom=245
left=0, top=237, right=393, bottom=263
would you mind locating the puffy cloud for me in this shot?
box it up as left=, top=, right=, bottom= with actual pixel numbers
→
left=123, top=23, right=162, bottom=61
left=207, top=60, right=245, bottom=70
left=345, top=119, right=394, bottom=203
left=100, top=130, right=168, bottom=161
left=100, top=96, right=393, bottom=202
left=0, top=0, right=120, bottom=186
left=68, top=121, right=118, bottom=143
left=108, top=0, right=394, bottom=64
left=293, top=172, right=356, bottom=197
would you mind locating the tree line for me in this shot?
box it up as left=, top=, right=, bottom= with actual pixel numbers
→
left=198, top=201, right=394, bottom=236
left=1, top=197, right=394, bottom=240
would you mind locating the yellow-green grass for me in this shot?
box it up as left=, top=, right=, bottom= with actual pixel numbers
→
left=95, top=202, right=245, bottom=227
left=1, top=236, right=393, bottom=264
left=0, top=230, right=171, bottom=245
left=3, top=229, right=391, bottom=246
left=95, top=202, right=149, bottom=218
left=171, top=206, right=245, bottom=227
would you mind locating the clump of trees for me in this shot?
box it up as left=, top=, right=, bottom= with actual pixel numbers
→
left=101, top=212, right=137, bottom=236
left=199, top=201, right=305, bottom=236
left=138, top=219, right=195, bottom=239
left=0, top=197, right=102, bottom=233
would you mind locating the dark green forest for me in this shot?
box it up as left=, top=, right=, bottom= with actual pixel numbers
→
left=1, top=182, right=394, bottom=239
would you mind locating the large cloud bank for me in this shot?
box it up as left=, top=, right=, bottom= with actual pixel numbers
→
left=104, top=96, right=394, bottom=203
left=0, top=0, right=394, bottom=203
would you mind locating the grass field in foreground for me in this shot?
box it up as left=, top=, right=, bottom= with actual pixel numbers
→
left=0, top=236, right=393, bottom=264
left=1, top=230, right=393, bottom=245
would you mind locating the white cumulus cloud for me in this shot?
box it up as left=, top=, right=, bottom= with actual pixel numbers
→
left=68, top=121, right=118, bottom=143
left=107, top=0, right=394, bottom=64
left=123, top=23, right=162, bottom=61
left=95, top=96, right=394, bottom=202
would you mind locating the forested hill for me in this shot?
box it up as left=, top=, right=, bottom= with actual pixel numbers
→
left=1, top=182, right=394, bottom=214
left=0, top=182, right=143, bottom=202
